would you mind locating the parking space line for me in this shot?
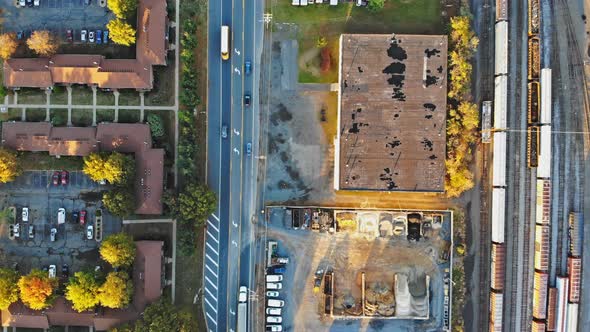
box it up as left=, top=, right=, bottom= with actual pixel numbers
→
left=205, top=276, right=218, bottom=290
left=205, top=263, right=218, bottom=278
left=204, top=297, right=218, bottom=314
left=206, top=312, right=217, bottom=326
left=207, top=219, right=219, bottom=233
left=206, top=254, right=219, bottom=267
left=206, top=241, right=219, bottom=256
left=211, top=213, right=219, bottom=221
left=206, top=230, right=219, bottom=243
left=204, top=286, right=217, bottom=301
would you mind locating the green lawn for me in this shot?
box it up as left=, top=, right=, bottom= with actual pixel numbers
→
left=50, top=109, right=68, bottom=126
left=118, top=109, right=140, bottom=123
left=0, top=109, right=22, bottom=121
left=272, top=0, right=443, bottom=83
left=118, top=91, right=141, bottom=106
left=17, top=88, right=47, bottom=104
left=27, top=108, right=47, bottom=122
left=50, top=86, right=68, bottom=105
left=97, top=109, right=115, bottom=123
left=97, top=91, right=116, bottom=106
left=18, top=152, right=84, bottom=171
left=71, top=86, right=93, bottom=105
left=71, top=109, right=94, bottom=127
left=145, top=64, right=176, bottom=106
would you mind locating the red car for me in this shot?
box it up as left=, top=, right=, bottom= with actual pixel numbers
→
left=79, top=210, right=86, bottom=225
left=61, top=171, right=68, bottom=185
left=66, top=29, right=73, bottom=43
left=52, top=171, right=60, bottom=186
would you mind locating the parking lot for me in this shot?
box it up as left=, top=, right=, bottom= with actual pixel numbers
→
left=0, top=171, right=121, bottom=274
left=0, top=0, right=113, bottom=43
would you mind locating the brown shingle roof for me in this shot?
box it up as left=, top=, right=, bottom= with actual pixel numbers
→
left=47, top=127, right=98, bottom=156
left=3, top=0, right=167, bottom=90
left=1, top=122, right=51, bottom=151
left=135, top=149, right=164, bottom=215
left=133, top=241, right=164, bottom=309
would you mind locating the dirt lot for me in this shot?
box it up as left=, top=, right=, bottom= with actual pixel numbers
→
left=261, top=208, right=451, bottom=332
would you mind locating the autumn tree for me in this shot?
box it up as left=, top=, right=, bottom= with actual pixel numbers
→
left=0, top=33, right=18, bottom=60
left=26, top=31, right=58, bottom=57
left=107, top=0, right=137, bottom=19
left=100, top=233, right=136, bottom=267
left=107, top=19, right=136, bottom=46
left=65, top=271, right=100, bottom=312
left=98, top=272, right=133, bottom=309
left=177, top=183, right=217, bottom=225
left=0, top=268, right=19, bottom=310
left=83, top=152, right=134, bottom=185
left=18, top=269, right=58, bottom=310
left=0, top=148, right=22, bottom=183
left=103, top=189, right=135, bottom=217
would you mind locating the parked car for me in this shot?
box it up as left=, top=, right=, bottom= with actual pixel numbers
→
left=266, top=291, right=279, bottom=298
left=103, top=30, right=109, bottom=44
left=14, top=223, right=20, bottom=238
left=19, top=0, right=25, bottom=7
left=62, top=264, right=69, bottom=278
left=52, top=171, right=60, bottom=185
left=22, top=207, right=29, bottom=222
left=246, top=142, right=252, bottom=156
left=33, top=0, right=39, bottom=6
left=61, top=170, right=68, bottom=185
left=266, top=308, right=281, bottom=316
left=72, top=211, right=79, bottom=223
left=266, top=275, right=283, bottom=282
left=239, top=286, right=247, bottom=302
left=17, top=31, right=24, bottom=40
left=244, top=94, right=251, bottom=107
left=57, top=208, right=66, bottom=224
left=96, top=30, right=102, bottom=44
left=66, top=29, right=73, bottom=43
left=221, top=125, right=228, bottom=139
left=79, top=210, right=87, bottom=225
left=28, top=225, right=34, bottom=239
left=89, top=31, right=95, bottom=43
left=81, top=29, right=87, bottom=42
left=86, top=224, right=94, bottom=240
left=84, top=0, right=90, bottom=4
left=272, top=266, right=286, bottom=274
left=48, top=265, right=56, bottom=278
left=267, top=299, right=285, bottom=307
left=266, top=316, right=282, bottom=324
left=266, top=325, right=282, bottom=332
left=393, top=217, right=406, bottom=236
left=25, top=0, right=33, bottom=7
left=245, top=61, right=251, bottom=75
left=266, top=282, right=282, bottom=290
left=50, top=227, right=57, bottom=241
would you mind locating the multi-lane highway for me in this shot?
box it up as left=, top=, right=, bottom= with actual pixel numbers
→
left=205, top=0, right=264, bottom=331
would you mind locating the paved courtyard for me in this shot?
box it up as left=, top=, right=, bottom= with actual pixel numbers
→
left=0, top=171, right=121, bottom=275
left=0, top=0, right=113, bottom=40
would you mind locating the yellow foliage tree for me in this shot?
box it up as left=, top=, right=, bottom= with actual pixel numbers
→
left=107, top=0, right=137, bottom=19
left=0, top=148, right=22, bottom=183
left=107, top=19, right=136, bottom=46
left=0, top=268, right=19, bottom=310
left=65, top=271, right=100, bottom=312
left=18, top=269, right=58, bottom=310
left=99, top=233, right=136, bottom=267
left=83, top=153, right=108, bottom=182
left=26, top=31, right=58, bottom=57
left=98, top=272, right=133, bottom=309
left=0, top=33, right=18, bottom=60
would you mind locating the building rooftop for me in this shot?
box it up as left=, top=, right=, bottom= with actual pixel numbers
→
left=336, top=34, right=447, bottom=192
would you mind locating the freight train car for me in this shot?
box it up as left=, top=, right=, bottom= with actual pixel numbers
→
left=492, top=132, right=506, bottom=187
left=535, top=180, right=551, bottom=224
left=528, top=0, right=540, bottom=35
left=532, top=271, right=549, bottom=319
left=494, top=76, right=508, bottom=129
left=528, top=81, right=540, bottom=124
left=495, top=21, right=508, bottom=76
left=489, top=291, right=503, bottom=332
left=496, top=0, right=508, bottom=22
left=527, top=126, right=540, bottom=168
left=491, top=188, right=506, bottom=243
left=534, top=225, right=550, bottom=271
left=491, top=243, right=505, bottom=291
left=528, top=37, right=540, bottom=80
left=567, top=257, right=581, bottom=303
left=547, top=288, right=557, bottom=331
left=555, top=277, right=569, bottom=332
left=537, top=126, right=551, bottom=179
left=568, top=212, right=583, bottom=257
left=540, top=69, right=552, bottom=124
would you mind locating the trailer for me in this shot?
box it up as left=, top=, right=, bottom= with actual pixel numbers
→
left=535, top=180, right=551, bottom=224
left=528, top=37, right=540, bottom=80
left=534, top=225, right=550, bottom=271
left=540, top=69, right=552, bottom=124
left=490, top=243, right=505, bottom=291
left=568, top=212, right=583, bottom=257
left=547, top=288, right=557, bottom=331
left=567, top=257, right=581, bottom=303
left=492, top=132, right=506, bottom=187
left=496, top=0, right=508, bottom=22
left=527, top=126, right=539, bottom=168
left=555, top=276, right=569, bottom=332
left=491, top=188, right=505, bottom=243
left=532, top=271, right=548, bottom=319
left=495, top=22, right=508, bottom=76
left=528, top=81, right=540, bottom=123
left=566, top=303, right=578, bottom=332
left=489, top=291, right=503, bottom=332
left=537, top=126, right=552, bottom=179
left=494, top=76, right=508, bottom=129
left=482, top=101, right=492, bottom=143
left=531, top=320, right=546, bottom=332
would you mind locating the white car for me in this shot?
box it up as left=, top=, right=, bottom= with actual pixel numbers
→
left=266, top=282, right=282, bottom=290
left=266, top=308, right=282, bottom=316
left=86, top=225, right=94, bottom=240
left=50, top=227, right=57, bottom=241
left=239, top=286, right=247, bottom=302
left=266, top=316, right=282, bottom=324
left=81, top=29, right=87, bottom=42
left=19, top=0, right=25, bottom=6
left=266, top=291, right=279, bottom=298
left=88, top=31, right=95, bottom=43
left=48, top=265, right=56, bottom=278
left=28, top=225, right=34, bottom=239
left=33, top=0, right=39, bottom=6
left=266, top=326, right=282, bottom=332
left=267, top=299, right=285, bottom=308
left=14, top=223, right=20, bottom=238
left=57, top=208, right=66, bottom=224
left=266, top=275, right=283, bottom=282
left=22, top=207, right=29, bottom=222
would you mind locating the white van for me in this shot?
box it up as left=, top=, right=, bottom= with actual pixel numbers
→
left=266, top=308, right=282, bottom=315
left=266, top=316, right=282, bottom=324
left=266, top=282, right=282, bottom=290
left=267, top=299, right=285, bottom=308
left=266, top=275, right=283, bottom=282
left=57, top=208, right=66, bottom=224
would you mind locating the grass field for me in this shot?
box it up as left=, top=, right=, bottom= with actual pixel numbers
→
left=27, top=108, right=47, bottom=122
left=272, top=0, right=443, bottom=83
left=50, top=87, right=68, bottom=105
left=0, top=109, right=22, bottom=121
left=97, top=109, right=115, bottom=123
left=97, top=91, right=116, bottom=106
left=71, top=86, right=93, bottom=105
left=118, top=91, right=141, bottom=106
left=17, top=88, right=47, bottom=104
left=71, top=109, right=94, bottom=126
left=18, top=152, right=84, bottom=171
left=146, top=64, right=176, bottom=106
left=50, top=109, right=68, bottom=126
left=118, top=109, right=140, bottom=123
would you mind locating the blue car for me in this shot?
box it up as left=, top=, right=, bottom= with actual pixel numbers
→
left=272, top=266, right=286, bottom=274
left=103, top=30, right=109, bottom=44
left=96, top=30, right=102, bottom=44
left=246, top=142, right=252, bottom=156
left=245, top=61, right=251, bottom=75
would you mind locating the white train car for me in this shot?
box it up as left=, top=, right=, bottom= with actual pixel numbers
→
left=495, top=21, right=508, bottom=76
left=491, top=188, right=506, bottom=243
left=541, top=68, right=552, bottom=124
left=489, top=290, right=503, bottom=332
left=494, top=75, right=508, bottom=129
left=566, top=303, right=578, bottom=332
left=492, top=132, right=506, bottom=187
left=535, top=179, right=550, bottom=225
left=555, top=276, right=569, bottom=332
left=537, top=125, right=551, bottom=178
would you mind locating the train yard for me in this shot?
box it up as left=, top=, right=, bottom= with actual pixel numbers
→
left=487, top=0, right=587, bottom=331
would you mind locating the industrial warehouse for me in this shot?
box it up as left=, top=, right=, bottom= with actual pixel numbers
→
left=334, top=34, right=448, bottom=192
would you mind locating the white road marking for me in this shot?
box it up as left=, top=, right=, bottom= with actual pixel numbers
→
left=207, top=219, right=219, bottom=233
left=234, top=67, right=241, bottom=75
left=232, top=240, right=238, bottom=247
left=205, top=297, right=218, bottom=313
left=229, top=309, right=235, bottom=315
left=233, top=147, right=240, bottom=155
left=211, top=213, right=220, bottom=221
left=206, top=312, right=217, bottom=326
left=232, top=220, right=238, bottom=228
left=206, top=254, right=219, bottom=267
left=206, top=230, right=219, bottom=243
left=205, top=286, right=217, bottom=301
left=205, top=276, right=218, bottom=290
left=235, top=48, right=241, bottom=55
left=206, top=242, right=219, bottom=255
left=234, top=128, right=240, bottom=135
left=205, top=264, right=218, bottom=278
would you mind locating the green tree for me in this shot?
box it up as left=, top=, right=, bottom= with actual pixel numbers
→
left=65, top=271, right=100, bottom=312
left=367, top=0, right=385, bottom=12
left=0, top=268, right=19, bottom=310
left=18, top=269, right=58, bottom=310
left=0, top=148, right=21, bottom=183
left=98, top=272, right=133, bottom=309
left=107, top=0, right=137, bottom=19
left=107, top=19, right=136, bottom=46
left=100, top=233, right=136, bottom=267
left=146, top=114, right=165, bottom=138
left=177, top=183, right=217, bottom=225
left=103, top=189, right=136, bottom=217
